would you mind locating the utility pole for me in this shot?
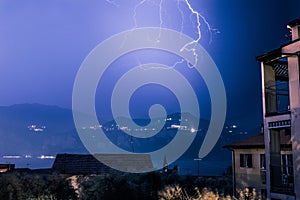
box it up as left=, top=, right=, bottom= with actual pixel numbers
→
left=194, top=158, right=201, bottom=176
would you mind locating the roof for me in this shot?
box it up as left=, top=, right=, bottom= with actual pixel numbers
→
left=288, top=18, right=300, bottom=28
left=224, top=134, right=265, bottom=149
left=256, top=48, right=282, bottom=63
left=257, top=17, right=300, bottom=63
left=224, top=132, right=292, bottom=149
left=256, top=38, right=300, bottom=62
left=52, top=153, right=154, bottom=174
left=0, top=164, right=15, bottom=173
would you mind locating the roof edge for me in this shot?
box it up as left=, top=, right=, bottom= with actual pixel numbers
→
left=256, top=38, right=300, bottom=63
left=288, top=18, right=300, bottom=28
left=256, top=48, right=282, bottom=63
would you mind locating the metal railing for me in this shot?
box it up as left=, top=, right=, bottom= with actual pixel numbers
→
left=265, top=88, right=290, bottom=115
left=270, top=165, right=294, bottom=195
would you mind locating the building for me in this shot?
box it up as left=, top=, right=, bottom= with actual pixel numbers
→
left=224, top=134, right=266, bottom=198
left=52, top=154, right=154, bottom=174
left=257, top=18, right=300, bottom=199
left=0, top=164, right=15, bottom=173
left=225, top=133, right=292, bottom=199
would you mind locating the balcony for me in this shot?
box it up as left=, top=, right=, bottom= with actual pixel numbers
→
left=270, top=165, right=294, bottom=195
left=260, top=169, right=266, bottom=184
left=264, top=60, right=290, bottom=116
left=265, top=81, right=290, bottom=116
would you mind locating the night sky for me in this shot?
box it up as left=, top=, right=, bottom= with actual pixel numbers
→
left=0, top=0, right=300, bottom=123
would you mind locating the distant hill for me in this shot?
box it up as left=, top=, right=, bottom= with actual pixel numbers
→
left=0, top=103, right=261, bottom=174
left=0, top=103, right=86, bottom=155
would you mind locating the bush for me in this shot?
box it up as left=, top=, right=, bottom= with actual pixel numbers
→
left=158, top=186, right=259, bottom=200
left=0, top=171, right=236, bottom=200
left=0, top=172, right=77, bottom=200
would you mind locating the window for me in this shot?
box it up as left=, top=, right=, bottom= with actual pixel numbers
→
left=281, top=154, right=293, bottom=175
left=260, top=154, right=266, bottom=169
left=240, top=154, right=253, bottom=168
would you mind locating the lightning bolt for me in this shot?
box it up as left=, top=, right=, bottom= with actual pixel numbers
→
left=159, top=0, right=164, bottom=29
left=133, top=0, right=147, bottom=29
left=178, top=0, right=219, bottom=67
left=104, top=0, right=119, bottom=7
left=183, top=0, right=202, bottom=43
left=179, top=0, right=203, bottom=68
left=183, top=0, right=219, bottom=44
left=176, top=0, right=185, bottom=35
left=130, top=0, right=218, bottom=68
left=132, top=0, right=165, bottom=43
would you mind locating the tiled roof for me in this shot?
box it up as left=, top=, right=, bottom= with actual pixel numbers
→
left=224, top=132, right=292, bottom=149
left=52, top=154, right=153, bottom=174
left=0, top=164, right=15, bottom=173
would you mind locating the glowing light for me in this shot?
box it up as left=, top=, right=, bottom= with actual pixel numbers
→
left=190, top=127, right=197, bottom=133
left=28, top=124, right=46, bottom=132
left=171, top=124, right=180, bottom=129
left=38, top=155, right=56, bottom=159
left=3, top=155, right=21, bottom=159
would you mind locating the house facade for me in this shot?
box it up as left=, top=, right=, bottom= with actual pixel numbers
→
left=225, top=134, right=267, bottom=199
left=225, top=132, right=293, bottom=199
left=257, top=18, right=300, bottom=199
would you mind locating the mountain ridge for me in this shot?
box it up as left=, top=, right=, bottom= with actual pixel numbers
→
left=0, top=103, right=260, bottom=175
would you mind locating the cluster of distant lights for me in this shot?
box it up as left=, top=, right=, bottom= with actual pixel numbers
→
left=82, top=124, right=197, bottom=133
left=27, top=124, right=46, bottom=132
left=225, top=125, right=237, bottom=133
left=81, top=117, right=198, bottom=133
left=224, top=124, right=247, bottom=135
left=2, top=155, right=55, bottom=159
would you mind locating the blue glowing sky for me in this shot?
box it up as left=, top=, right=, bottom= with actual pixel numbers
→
left=0, top=0, right=299, bottom=122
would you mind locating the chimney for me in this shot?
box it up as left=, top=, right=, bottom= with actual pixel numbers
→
left=287, top=18, right=300, bottom=40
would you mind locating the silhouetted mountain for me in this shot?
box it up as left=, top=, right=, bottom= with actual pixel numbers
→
left=0, top=103, right=86, bottom=155
left=0, top=103, right=261, bottom=174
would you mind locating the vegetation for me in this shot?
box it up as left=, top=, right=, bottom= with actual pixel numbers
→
left=0, top=171, right=258, bottom=200
left=0, top=172, right=77, bottom=200
left=159, top=186, right=259, bottom=200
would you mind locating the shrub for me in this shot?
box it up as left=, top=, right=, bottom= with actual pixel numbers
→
left=0, top=172, right=77, bottom=200
left=158, top=186, right=259, bottom=200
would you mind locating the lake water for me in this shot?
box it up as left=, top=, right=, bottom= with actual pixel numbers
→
left=0, top=157, right=231, bottom=176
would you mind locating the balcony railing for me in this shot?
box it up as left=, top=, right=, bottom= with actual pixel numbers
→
left=260, top=169, right=266, bottom=184
left=270, top=165, right=294, bottom=195
left=265, top=81, right=290, bottom=116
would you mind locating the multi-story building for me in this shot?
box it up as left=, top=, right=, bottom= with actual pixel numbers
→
left=225, top=132, right=292, bottom=199
left=257, top=18, right=300, bottom=200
